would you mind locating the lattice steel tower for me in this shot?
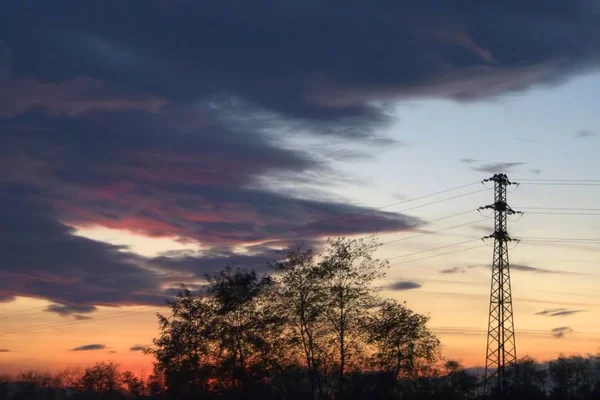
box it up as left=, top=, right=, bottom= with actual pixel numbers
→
left=480, top=174, right=521, bottom=397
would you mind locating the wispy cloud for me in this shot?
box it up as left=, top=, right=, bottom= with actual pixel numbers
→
left=440, top=266, right=468, bottom=274
left=551, top=327, right=573, bottom=339
left=388, top=281, right=422, bottom=291
left=535, top=308, right=587, bottom=317
left=574, top=129, right=596, bottom=139
left=0, top=349, right=10, bottom=353
left=71, top=344, right=106, bottom=352
left=129, top=345, right=148, bottom=352
left=460, top=158, right=478, bottom=164
left=510, top=263, right=589, bottom=275
left=472, top=162, right=526, bottom=174
left=45, top=303, right=97, bottom=318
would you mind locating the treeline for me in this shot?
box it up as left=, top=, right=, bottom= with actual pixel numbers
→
left=3, top=354, right=600, bottom=399
left=1, top=238, right=599, bottom=399
left=149, top=237, right=441, bottom=399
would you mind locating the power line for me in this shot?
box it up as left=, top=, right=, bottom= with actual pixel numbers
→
left=523, top=212, right=600, bottom=216
left=0, top=307, right=155, bottom=336
left=519, top=207, right=600, bottom=212
left=387, top=239, right=480, bottom=261
left=516, top=178, right=600, bottom=183
left=519, top=183, right=600, bottom=186
left=520, top=239, right=600, bottom=245
left=0, top=305, right=49, bottom=317
left=0, top=309, right=54, bottom=321
left=388, top=244, right=485, bottom=267
left=382, top=217, right=489, bottom=246
left=257, top=182, right=486, bottom=239
left=519, top=236, right=600, bottom=242
left=431, top=326, right=600, bottom=337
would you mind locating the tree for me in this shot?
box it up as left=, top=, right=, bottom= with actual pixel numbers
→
left=122, top=371, right=145, bottom=398
left=149, top=268, right=281, bottom=398
left=207, top=267, right=280, bottom=390
left=146, top=370, right=166, bottom=398
left=318, top=236, right=388, bottom=396
left=147, top=287, right=217, bottom=399
left=80, top=362, right=122, bottom=398
left=506, top=356, right=547, bottom=400
left=365, top=299, right=440, bottom=398
left=367, top=300, right=440, bottom=381
left=56, top=366, right=84, bottom=390
left=273, top=245, right=333, bottom=399
left=0, top=373, right=9, bottom=400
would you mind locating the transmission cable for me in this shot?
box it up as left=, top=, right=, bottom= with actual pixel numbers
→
left=387, top=239, right=480, bottom=261
left=0, top=307, right=154, bottom=336
left=519, top=207, right=600, bottom=212
left=388, top=244, right=486, bottom=267
left=255, top=182, right=486, bottom=239
left=522, top=212, right=600, bottom=216
left=382, top=218, right=489, bottom=246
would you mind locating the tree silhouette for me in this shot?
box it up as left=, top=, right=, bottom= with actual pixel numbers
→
left=366, top=299, right=440, bottom=395
left=273, top=245, right=332, bottom=399
left=318, top=237, right=388, bottom=396
left=206, top=267, right=278, bottom=390
left=80, top=362, right=122, bottom=399
left=147, top=287, right=216, bottom=399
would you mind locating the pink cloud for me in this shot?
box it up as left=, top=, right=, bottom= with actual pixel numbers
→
left=306, top=61, right=560, bottom=108
left=0, top=43, right=167, bottom=118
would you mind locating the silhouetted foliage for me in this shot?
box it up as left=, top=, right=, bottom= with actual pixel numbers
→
left=80, top=362, right=122, bottom=399
left=2, top=239, right=600, bottom=400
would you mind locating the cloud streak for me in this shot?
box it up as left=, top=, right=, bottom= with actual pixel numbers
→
left=551, top=327, right=573, bottom=339
left=45, top=303, right=97, bottom=317
left=440, top=266, right=468, bottom=274
left=472, top=162, right=526, bottom=174
left=71, top=344, right=106, bottom=352
left=535, top=308, right=587, bottom=317
left=388, top=281, right=422, bottom=291
left=574, top=129, right=596, bottom=138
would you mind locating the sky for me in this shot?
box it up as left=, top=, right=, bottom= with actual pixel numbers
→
left=1, top=1, right=599, bottom=374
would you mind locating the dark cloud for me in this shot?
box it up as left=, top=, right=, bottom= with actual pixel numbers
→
left=509, top=264, right=586, bottom=275
left=472, top=162, right=526, bottom=174
left=460, top=158, right=478, bottom=164
left=440, top=266, right=468, bottom=274
left=388, top=281, right=422, bottom=291
left=0, top=185, right=417, bottom=307
left=0, top=186, right=166, bottom=306
left=45, top=303, right=97, bottom=317
left=1, top=1, right=599, bottom=309
left=574, top=129, right=596, bottom=138
left=0, top=44, right=167, bottom=118
left=130, top=345, right=147, bottom=352
left=3, top=2, right=600, bottom=123
left=551, top=327, right=573, bottom=339
left=71, top=344, right=106, bottom=351
left=535, top=308, right=587, bottom=317
left=0, top=349, right=10, bottom=353
left=0, top=295, right=15, bottom=303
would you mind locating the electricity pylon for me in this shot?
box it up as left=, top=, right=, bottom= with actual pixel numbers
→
left=480, top=174, right=521, bottom=397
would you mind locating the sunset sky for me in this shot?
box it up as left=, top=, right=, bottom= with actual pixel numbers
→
left=1, top=1, right=599, bottom=375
